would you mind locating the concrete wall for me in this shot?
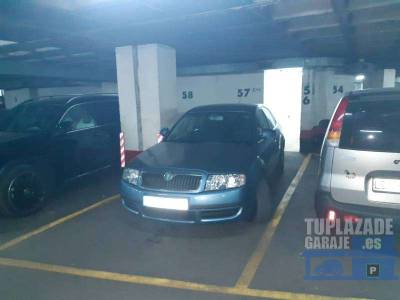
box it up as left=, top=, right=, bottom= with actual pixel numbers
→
left=3, top=83, right=117, bottom=109
left=4, top=88, right=34, bottom=109
left=301, top=68, right=354, bottom=130
left=2, top=65, right=394, bottom=132
left=177, top=72, right=264, bottom=114
left=37, top=85, right=102, bottom=97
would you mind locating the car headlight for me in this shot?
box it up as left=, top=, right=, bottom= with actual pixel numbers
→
left=205, top=174, right=246, bottom=191
left=122, top=168, right=141, bottom=185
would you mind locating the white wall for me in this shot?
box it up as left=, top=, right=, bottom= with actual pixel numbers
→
left=4, top=88, right=33, bottom=109
left=301, top=68, right=354, bottom=130
left=3, top=83, right=116, bottom=110
left=176, top=72, right=263, bottom=113
left=37, top=85, right=102, bottom=97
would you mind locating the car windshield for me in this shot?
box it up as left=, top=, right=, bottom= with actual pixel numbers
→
left=2, top=101, right=64, bottom=133
left=166, top=111, right=256, bottom=143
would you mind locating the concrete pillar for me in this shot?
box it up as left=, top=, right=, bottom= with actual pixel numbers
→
left=116, top=44, right=177, bottom=159
left=383, top=69, right=396, bottom=88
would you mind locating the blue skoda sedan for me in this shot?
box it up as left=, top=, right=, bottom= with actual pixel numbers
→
left=121, top=104, right=285, bottom=223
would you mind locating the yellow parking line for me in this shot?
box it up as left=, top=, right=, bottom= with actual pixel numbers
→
left=0, top=257, right=370, bottom=300
left=235, top=154, right=312, bottom=288
left=0, top=194, right=119, bottom=252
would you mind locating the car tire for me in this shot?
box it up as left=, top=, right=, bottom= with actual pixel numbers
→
left=0, top=165, right=48, bottom=217
left=254, top=179, right=273, bottom=223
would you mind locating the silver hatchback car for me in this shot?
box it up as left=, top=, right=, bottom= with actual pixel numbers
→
left=316, top=88, right=400, bottom=221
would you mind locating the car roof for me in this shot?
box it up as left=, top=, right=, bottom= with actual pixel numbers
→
left=188, top=103, right=259, bottom=113
left=24, top=93, right=118, bottom=106
left=348, top=88, right=400, bottom=98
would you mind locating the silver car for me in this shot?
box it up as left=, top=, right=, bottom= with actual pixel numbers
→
left=316, top=88, right=400, bottom=220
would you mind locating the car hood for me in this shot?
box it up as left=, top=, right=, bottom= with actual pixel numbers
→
left=131, top=142, right=257, bottom=173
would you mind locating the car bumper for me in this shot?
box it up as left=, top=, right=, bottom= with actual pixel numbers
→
left=121, top=180, right=249, bottom=223
left=315, top=190, right=400, bottom=220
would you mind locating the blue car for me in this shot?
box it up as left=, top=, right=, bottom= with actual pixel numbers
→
left=121, top=104, right=285, bottom=223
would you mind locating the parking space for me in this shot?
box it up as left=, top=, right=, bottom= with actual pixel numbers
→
left=1, top=153, right=395, bottom=300
left=0, top=155, right=301, bottom=282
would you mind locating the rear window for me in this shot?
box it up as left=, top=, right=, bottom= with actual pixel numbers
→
left=340, top=99, right=400, bottom=153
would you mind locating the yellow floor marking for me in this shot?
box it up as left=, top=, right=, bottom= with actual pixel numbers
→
left=0, top=257, right=370, bottom=300
left=0, top=194, right=119, bottom=252
left=235, top=154, right=312, bottom=288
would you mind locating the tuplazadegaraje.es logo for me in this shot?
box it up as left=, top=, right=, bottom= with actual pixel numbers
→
left=304, top=218, right=394, bottom=250
left=303, top=217, right=397, bottom=280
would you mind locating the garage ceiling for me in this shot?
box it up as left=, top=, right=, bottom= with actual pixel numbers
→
left=0, top=0, right=400, bottom=88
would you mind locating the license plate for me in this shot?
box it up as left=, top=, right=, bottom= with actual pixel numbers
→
left=373, top=178, right=400, bottom=194
left=143, top=196, right=188, bottom=211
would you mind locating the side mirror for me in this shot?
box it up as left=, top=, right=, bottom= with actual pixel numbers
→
left=258, top=128, right=275, bottom=140
left=57, top=120, right=73, bottom=134
left=158, top=127, right=169, bottom=143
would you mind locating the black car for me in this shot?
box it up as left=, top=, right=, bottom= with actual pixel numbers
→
left=121, top=104, right=285, bottom=223
left=0, top=94, right=120, bottom=217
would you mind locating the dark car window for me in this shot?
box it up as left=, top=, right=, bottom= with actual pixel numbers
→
left=166, top=111, right=256, bottom=143
left=87, top=101, right=120, bottom=125
left=256, top=109, right=271, bottom=130
left=263, top=107, right=276, bottom=128
left=61, top=104, right=98, bottom=131
left=3, top=101, right=64, bottom=133
left=340, top=99, right=400, bottom=153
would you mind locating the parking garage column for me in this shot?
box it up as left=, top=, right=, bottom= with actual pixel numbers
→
left=116, top=44, right=177, bottom=160
left=383, top=69, right=396, bottom=88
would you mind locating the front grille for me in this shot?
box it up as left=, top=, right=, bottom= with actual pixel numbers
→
left=141, top=173, right=201, bottom=192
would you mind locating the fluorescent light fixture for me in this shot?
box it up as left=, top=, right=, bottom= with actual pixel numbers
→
left=8, top=50, right=30, bottom=56
left=0, top=40, right=17, bottom=47
left=26, top=38, right=50, bottom=44
left=24, top=58, right=42, bottom=63
left=45, top=55, right=66, bottom=60
left=71, top=52, right=94, bottom=57
left=355, top=74, right=365, bottom=82
left=35, top=46, right=60, bottom=52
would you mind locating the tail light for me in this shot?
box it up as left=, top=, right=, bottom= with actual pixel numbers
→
left=326, top=96, right=349, bottom=146
left=327, top=210, right=336, bottom=222
left=157, top=133, right=164, bottom=143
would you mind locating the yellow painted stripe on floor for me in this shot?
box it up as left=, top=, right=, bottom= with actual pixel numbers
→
left=235, top=154, right=312, bottom=288
left=0, top=194, right=119, bottom=252
left=0, top=257, right=370, bottom=300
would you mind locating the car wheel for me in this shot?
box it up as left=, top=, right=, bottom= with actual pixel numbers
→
left=0, top=165, right=48, bottom=217
left=254, top=179, right=273, bottom=223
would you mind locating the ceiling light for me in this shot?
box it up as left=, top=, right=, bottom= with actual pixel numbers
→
left=72, top=52, right=94, bottom=57
left=355, top=74, right=365, bottom=82
left=0, top=40, right=17, bottom=47
left=35, top=46, right=60, bottom=52
left=8, top=50, right=30, bottom=56
left=45, top=55, right=66, bottom=60
left=24, top=58, right=42, bottom=63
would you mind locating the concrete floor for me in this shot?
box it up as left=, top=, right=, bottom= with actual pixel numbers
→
left=0, top=153, right=398, bottom=300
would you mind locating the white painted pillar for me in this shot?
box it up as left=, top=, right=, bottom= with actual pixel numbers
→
left=264, top=68, right=303, bottom=152
left=116, top=46, right=142, bottom=154
left=383, top=69, right=396, bottom=88
left=137, top=44, right=177, bottom=149
left=116, top=44, right=177, bottom=157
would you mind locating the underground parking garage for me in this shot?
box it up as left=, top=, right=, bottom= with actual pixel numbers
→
left=1, top=0, right=400, bottom=299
